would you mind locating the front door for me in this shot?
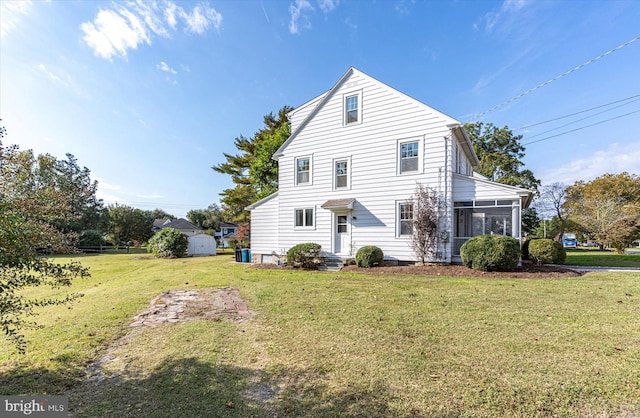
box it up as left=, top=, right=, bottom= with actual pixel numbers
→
left=334, top=213, right=350, bottom=255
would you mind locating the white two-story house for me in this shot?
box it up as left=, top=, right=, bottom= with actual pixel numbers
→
left=247, top=68, right=533, bottom=264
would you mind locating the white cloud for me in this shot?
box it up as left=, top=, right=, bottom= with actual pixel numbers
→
left=318, top=0, right=339, bottom=13
left=474, top=0, right=532, bottom=33
left=36, top=63, right=91, bottom=99
left=157, top=61, right=177, bottom=74
left=95, top=177, right=121, bottom=191
left=180, top=4, right=222, bottom=34
left=289, top=0, right=314, bottom=34
left=0, top=0, right=33, bottom=36
left=539, top=142, right=640, bottom=185
left=136, top=193, right=165, bottom=199
left=81, top=8, right=150, bottom=59
left=81, top=1, right=222, bottom=59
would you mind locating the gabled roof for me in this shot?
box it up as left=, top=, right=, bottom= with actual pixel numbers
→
left=162, top=218, right=203, bottom=231
left=453, top=172, right=535, bottom=208
left=272, top=67, right=479, bottom=167
left=220, top=222, right=239, bottom=228
left=321, top=198, right=356, bottom=210
left=245, top=191, right=279, bottom=210
left=273, top=68, right=356, bottom=160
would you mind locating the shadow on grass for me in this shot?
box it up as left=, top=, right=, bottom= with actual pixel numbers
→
left=54, top=357, right=394, bottom=417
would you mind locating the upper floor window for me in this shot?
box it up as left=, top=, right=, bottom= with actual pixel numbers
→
left=335, top=159, right=349, bottom=189
left=400, top=141, right=419, bottom=173
left=296, top=157, right=310, bottom=185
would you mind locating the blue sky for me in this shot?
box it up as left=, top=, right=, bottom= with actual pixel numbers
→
left=2, top=0, right=639, bottom=219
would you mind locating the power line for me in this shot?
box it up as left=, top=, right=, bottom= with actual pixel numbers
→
left=522, top=108, right=640, bottom=146
left=471, top=35, right=640, bottom=120
left=513, top=94, right=640, bottom=131
left=522, top=97, right=640, bottom=140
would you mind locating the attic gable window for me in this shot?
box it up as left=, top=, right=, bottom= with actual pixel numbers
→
left=346, top=96, right=358, bottom=123
left=343, top=91, right=362, bottom=126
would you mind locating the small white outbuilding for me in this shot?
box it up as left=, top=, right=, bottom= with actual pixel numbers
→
left=187, top=234, right=217, bottom=256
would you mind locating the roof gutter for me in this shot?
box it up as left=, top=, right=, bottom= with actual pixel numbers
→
left=447, top=123, right=480, bottom=167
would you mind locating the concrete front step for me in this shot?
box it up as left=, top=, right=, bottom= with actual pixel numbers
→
left=318, top=257, right=346, bottom=272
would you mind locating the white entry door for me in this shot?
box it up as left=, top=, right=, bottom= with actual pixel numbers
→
left=334, top=214, right=350, bottom=255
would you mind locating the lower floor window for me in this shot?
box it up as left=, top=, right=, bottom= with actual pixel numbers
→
left=295, top=208, right=314, bottom=227
left=399, top=202, right=413, bottom=236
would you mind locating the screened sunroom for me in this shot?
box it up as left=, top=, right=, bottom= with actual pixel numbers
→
left=451, top=174, right=534, bottom=261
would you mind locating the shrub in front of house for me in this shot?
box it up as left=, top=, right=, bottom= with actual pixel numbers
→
left=355, top=246, right=384, bottom=268
left=148, top=228, right=188, bottom=258
left=528, top=239, right=566, bottom=265
left=287, top=242, right=322, bottom=270
left=521, top=236, right=540, bottom=261
left=286, top=243, right=321, bottom=269
left=460, top=234, right=521, bottom=272
left=553, top=240, right=567, bottom=264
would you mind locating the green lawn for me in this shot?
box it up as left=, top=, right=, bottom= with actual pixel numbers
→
left=565, top=248, right=640, bottom=267
left=1, top=253, right=639, bottom=417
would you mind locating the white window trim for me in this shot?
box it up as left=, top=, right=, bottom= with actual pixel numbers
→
left=333, top=156, right=352, bottom=191
left=396, top=200, right=414, bottom=238
left=397, top=138, right=423, bottom=175
left=343, top=90, right=363, bottom=126
left=294, top=207, right=316, bottom=230
left=295, top=155, right=313, bottom=186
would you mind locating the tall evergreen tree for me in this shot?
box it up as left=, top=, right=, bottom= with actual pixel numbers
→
left=213, top=106, right=292, bottom=222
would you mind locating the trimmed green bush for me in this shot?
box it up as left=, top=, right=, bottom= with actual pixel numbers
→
left=528, top=239, right=566, bottom=265
left=355, top=246, right=384, bottom=268
left=460, top=234, right=521, bottom=272
left=286, top=243, right=321, bottom=269
left=521, top=236, right=540, bottom=260
left=148, top=228, right=188, bottom=258
left=553, top=240, right=567, bottom=264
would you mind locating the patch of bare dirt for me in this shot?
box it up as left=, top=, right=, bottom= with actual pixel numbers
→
left=85, top=287, right=253, bottom=384
left=129, top=287, right=253, bottom=327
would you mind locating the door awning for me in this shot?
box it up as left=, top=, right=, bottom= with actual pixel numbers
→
left=321, top=198, right=356, bottom=210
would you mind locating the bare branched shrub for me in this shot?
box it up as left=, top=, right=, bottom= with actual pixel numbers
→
left=412, top=184, right=441, bottom=264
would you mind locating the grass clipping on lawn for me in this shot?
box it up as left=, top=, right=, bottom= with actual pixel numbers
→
left=0, top=253, right=638, bottom=417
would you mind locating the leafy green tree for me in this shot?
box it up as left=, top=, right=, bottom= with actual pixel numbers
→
left=563, top=172, right=640, bottom=249
left=0, top=126, right=89, bottom=353
left=213, top=106, right=292, bottom=222
left=250, top=122, right=291, bottom=199
left=521, top=207, right=540, bottom=236
left=533, top=182, right=569, bottom=240
left=186, top=203, right=222, bottom=230
left=107, top=205, right=153, bottom=245
left=464, top=122, right=540, bottom=191
left=149, top=208, right=176, bottom=221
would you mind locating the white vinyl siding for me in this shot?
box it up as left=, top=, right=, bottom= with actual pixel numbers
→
left=248, top=68, right=529, bottom=263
